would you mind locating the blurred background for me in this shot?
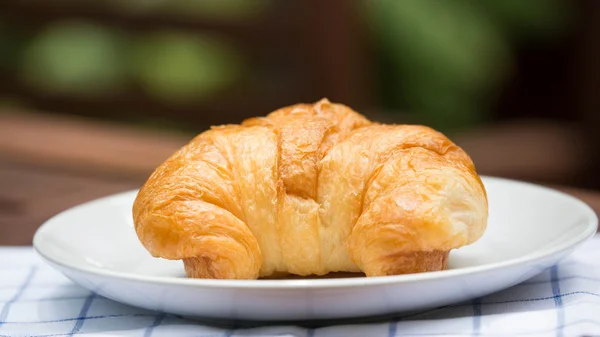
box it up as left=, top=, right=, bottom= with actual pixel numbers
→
left=1, top=0, right=599, bottom=244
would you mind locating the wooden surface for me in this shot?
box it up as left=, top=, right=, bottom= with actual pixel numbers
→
left=0, top=110, right=191, bottom=245
left=0, top=161, right=140, bottom=245
left=0, top=111, right=190, bottom=179
left=1, top=109, right=599, bottom=245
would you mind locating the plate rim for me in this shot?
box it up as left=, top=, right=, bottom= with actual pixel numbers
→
left=33, top=176, right=599, bottom=290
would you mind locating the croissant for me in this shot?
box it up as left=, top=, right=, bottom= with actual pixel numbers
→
left=132, top=99, right=488, bottom=280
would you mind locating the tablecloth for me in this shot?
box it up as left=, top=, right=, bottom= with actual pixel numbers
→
left=1, top=235, right=599, bottom=337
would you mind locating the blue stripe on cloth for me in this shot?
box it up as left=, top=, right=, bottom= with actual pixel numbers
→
left=0, top=290, right=597, bottom=335
left=389, top=290, right=600, bottom=322
left=0, top=266, right=37, bottom=327
left=388, top=319, right=397, bottom=337
left=520, top=274, right=600, bottom=286
left=18, top=319, right=596, bottom=337
left=370, top=319, right=600, bottom=336
left=143, top=313, right=166, bottom=337
left=308, top=319, right=600, bottom=337
left=394, top=304, right=453, bottom=322
left=68, top=293, right=95, bottom=336
left=551, top=266, right=564, bottom=337
left=0, top=313, right=167, bottom=324
left=307, top=327, right=315, bottom=337
left=472, top=297, right=482, bottom=335
left=0, top=289, right=594, bottom=325
left=0, top=296, right=88, bottom=304
left=20, top=333, right=320, bottom=337
left=0, top=283, right=79, bottom=290
left=0, top=311, right=598, bottom=336
left=476, top=290, right=600, bottom=305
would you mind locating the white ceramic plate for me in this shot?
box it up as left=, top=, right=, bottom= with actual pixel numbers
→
left=33, top=177, right=598, bottom=322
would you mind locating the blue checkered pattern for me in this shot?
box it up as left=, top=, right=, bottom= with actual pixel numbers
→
left=1, top=235, right=599, bottom=337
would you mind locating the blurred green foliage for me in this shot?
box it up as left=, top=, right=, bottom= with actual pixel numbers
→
left=20, top=21, right=127, bottom=97
left=0, top=0, right=262, bottom=106
left=0, top=0, right=573, bottom=132
left=13, top=21, right=244, bottom=103
left=131, top=31, right=243, bottom=104
left=368, top=0, right=571, bottom=131
left=481, top=0, right=571, bottom=39
left=111, top=0, right=270, bottom=22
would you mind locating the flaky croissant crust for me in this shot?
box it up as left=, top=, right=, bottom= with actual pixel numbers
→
left=132, top=99, right=488, bottom=279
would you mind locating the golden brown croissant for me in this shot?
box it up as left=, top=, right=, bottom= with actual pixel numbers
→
left=132, top=99, right=488, bottom=280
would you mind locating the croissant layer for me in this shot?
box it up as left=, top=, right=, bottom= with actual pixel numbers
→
left=132, top=99, right=488, bottom=279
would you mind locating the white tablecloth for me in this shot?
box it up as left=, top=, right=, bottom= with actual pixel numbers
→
left=1, top=235, right=599, bottom=337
